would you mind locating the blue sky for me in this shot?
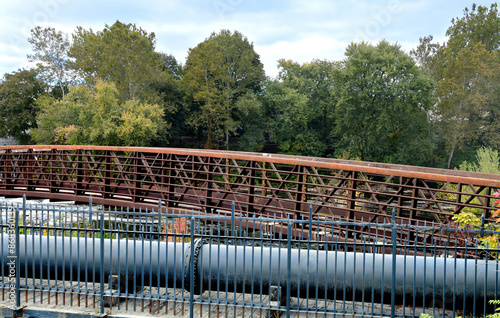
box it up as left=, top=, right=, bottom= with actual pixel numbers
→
left=0, top=0, right=497, bottom=78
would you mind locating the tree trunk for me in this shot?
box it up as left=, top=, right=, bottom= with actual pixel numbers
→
left=447, top=145, right=456, bottom=169
left=59, top=81, right=65, bottom=98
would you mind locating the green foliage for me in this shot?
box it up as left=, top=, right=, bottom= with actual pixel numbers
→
left=451, top=211, right=482, bottom=226
left=159, top=52, right=183, bottom=80
left=0, top=69, right=46, bottom=144
left=446, top=3, right=500, bottom=54
left=262, top=79, right=325, bottom=155
left=117, top=99, right=166, bottom=146
left=410, top=35, right=446, bottom=82
left=69, top=21, right=168, bottom=103
left=451, top=147, right=499, bottom=226
left=459, top=147, right=500, bottom=174
left=333, top=41, right=435, bottom=165
left=488, top=300, right=500, bottom=318
left=31, top=80, right=166, bottom=146
left=269, top=59, right=338, bottom=156
left=149, top=53, right=186, bottom=146
left=181, top=29, right=265, bottom=149
left=436, top=43, right=499, bottom=168
left=413, top=4, right=500, bottom=168
left=235, top=93, right=265, bottom=152
left=28, top=26, right=72, bottom=97
left=452, top=147, right=500, bottom=258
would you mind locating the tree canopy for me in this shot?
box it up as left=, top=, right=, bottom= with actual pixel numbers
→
left=436, top=43, right=499, bottom=168
left=2, top=5, right=499, bottom=170
left=69, top=21, right=168, bottom=103
left=262, top=59, right=337, bottom=156
left=31, top=80, right=166, bottom=146
left=446, top=3, right=500, bottom=53
left=333, top=41, right=435, bottom=165
left=413, top=3, right=500, bottom=167
left=0, top=69, right=46, bottom=144
left=181, top=29, right=265, bottom=149
left=28, top=26, right=71, bottom=98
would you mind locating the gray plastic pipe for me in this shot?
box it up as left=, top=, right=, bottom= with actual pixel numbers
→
left=1, top=234, right=498, bottom=310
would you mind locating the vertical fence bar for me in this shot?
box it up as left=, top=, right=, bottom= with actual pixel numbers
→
left=391, top=208, right=396, bottom=318
left=380, top=218, right=386, bottom=314
left=31, top=202, right=36, bottom=304
left=99, top=209, right=105, bottom=315
left=190, top=216, right=195, bottom=318
left=286, top=220, right=292, bottom=317
left=15, top=195, right=22, bottom=309
left=484, top=241, right=489, bottom=315
left=423, top=227, right=427, bottom=313
left=496, top=241, right=500, bottom=316
left=308, top=205, right=312, bottom=240
left=231, top=202, right=235, bottom=237
left=157, top=201, right=162, bottom=311
left=1, top=205, right=4, bottom=303
left=23, top=196, right=27, bottom=304
left=473, top=237, right=478, bottom=317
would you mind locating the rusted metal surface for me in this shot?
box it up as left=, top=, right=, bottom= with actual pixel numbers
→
left=1, top=145, right=499, bottom=225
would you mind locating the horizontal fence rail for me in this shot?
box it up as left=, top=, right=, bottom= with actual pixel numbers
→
left=0, top=198, right=499, bottom=317
left=1, top=146, right=500, bottom=231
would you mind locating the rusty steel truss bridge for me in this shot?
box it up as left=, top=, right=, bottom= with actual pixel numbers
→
left=1, top=145, right=500, bottom=232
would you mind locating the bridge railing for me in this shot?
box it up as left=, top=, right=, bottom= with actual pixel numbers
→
left=1, top=146, right=500, bottom=228
left=0, top=198, right=499, bottom=317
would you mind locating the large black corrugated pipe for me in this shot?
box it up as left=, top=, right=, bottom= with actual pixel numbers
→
left=199, top=243, right=499, bottom=312
left=1, top=234, right=499, bottom=312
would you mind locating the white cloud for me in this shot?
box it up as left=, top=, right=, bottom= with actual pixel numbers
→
left=256, top=36, right=349, bottom=78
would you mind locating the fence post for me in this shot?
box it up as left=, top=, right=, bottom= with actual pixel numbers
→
left=189, top=216, right=195, bottom=318
left=99, top=209, right=105, bottom=315
left=308, top=205, right=313, bottom=240
left=157, top=201, right=162, bottom=299
left=89, top=196, right=93, bottom=229
left=286, top=220, right=292, bottom=317
left=231, top=202, right=235, bottom=236
left=391, top=208, right=396, bottom=318
left=480, top=213, right=485, bottom=238
left=14, top=195, right=23, bottom=309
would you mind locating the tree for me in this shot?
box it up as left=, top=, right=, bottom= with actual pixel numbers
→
left=261, top=80, right=315, bottom=155
left=28, top=26, right=72, bottom=97
left=181, top=30, right=265, bottom=149
left=410, top=35, right=446, bottom=82
left=159, top=52, right=183, bottom=80
left=418, top=4, right=500, bottom=168
left=31, top=80, right=166, bottom=146
left=69, top=21, right=167, bottom=103
left=435, top=43, right=498, bottom=168
left=333, top=41, right=435, bottom=165
left=0, top=69, right=46, bottom=144
left=235, top=92, right=265, bottom=152
left=152, top=53, right=188, bottom=146
left=447, top=3, right=500, bottom=154
left=272, top=59, right=338, bottom=156
left=446, top=3, right=500, bottom=54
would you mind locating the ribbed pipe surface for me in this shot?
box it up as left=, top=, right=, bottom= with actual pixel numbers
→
left=2, top=234, right=498, bottom=309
